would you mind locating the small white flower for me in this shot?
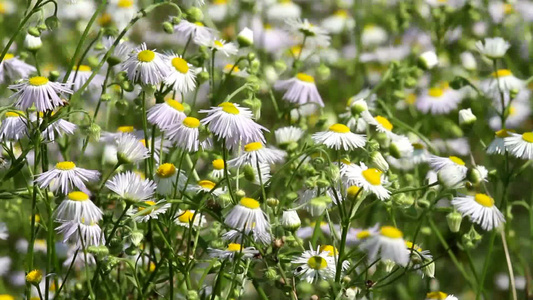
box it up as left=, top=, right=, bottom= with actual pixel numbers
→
left=165, top=116, right=201, bottom=152
left=35, top=161, right=100, bottom=195
left=40, top=118, right=77, bottom=142
left=147, top=98, right=187, bottom=130
left=437, top=165, right=467, bottom=189
left=504, top=132, right=533, bottom=159
left=174, top=20, right=217, bottom=43
left=292, top=246, right=336, bottom=283
left=360, top=226, right=409, bottom=266
left=56, top=220, right=104, bottom=247
left=275, top=126, right=305, bottom=146
left=9, top=76, right=72, bottom=112
left=195, top=36, right=238, bottom=57
left=120, top=43, right=171, bottom=85
left=0, top=53, right=36, bottom=84
left=228, top=142, right=286, bottom=168
left=0, top=111, right=28, bottom=141
left=482, top=69, right=524, bottom=96
left=321, top=9, right=355, bottom=34
left=458, top=108, right=477, bottom=126
left=164, top=53, right=198, bottom=93
left=108, top=0, right=137, bottom=30
left=174, top=209, right=206, bottom=228
left=237, top=27, right=254, bottom=47
left=274, top=73, right=324, bottom=107
left=224, top=197, right=270, bottom=236
left=24, top=34, right=42, bottom=51
left=115, top=133, right=149, bottom=164
left=66, top=65, right=104, bottom=92
left=312, top=123, right=366, bottom=151
left=128, top=200, right=171, bottom=223
left=425, top=291, right=458, bottom=300
left=54, top=191, right=102, bottom=223
left=342, top=163, right=390, bottom=200
left=208, top=243, right=259, bottom=259
left=487, top=129, right=513, bottom=155
left=452, top=193, right=505, bottom=231
left=475, top=37, right=510, bottom=59
left=106, top=171, right=156, bottom=203
left=154, top=163, right=187, bottom=196
left=281, top=210, right=301, bottom=231
left=460, top=51, right=477, bottom=71
left=189, top=179, right=225, bottom=196
left=419, top=51, right=439, bottom=69
left=428, top=155, right=468, bottom=173
left=389, top=134, right=414, bottom=159
left=416, top=84, right=463, bottom=115
left=210, top=158, right=226, bottom=179
left=285, top=18, right=331, bottom=48
left=266, top=0, right=301, bottom=22
left=361, top=24, right=388, bottom=46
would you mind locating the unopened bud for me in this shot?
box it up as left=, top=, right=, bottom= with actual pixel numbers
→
left=237, top=27, right=254, bottom=47
left=267, top=197, right=279, bottom=208
left=186, top=7, right=204, bottom=22
left=370, top=151, right=389, bottom=171
left=281, top=210, right=301, bottom=231
left=458, top=108, right=476, bottom=126
left=418, top=51, right=439, bottom=70
left=163, top=22, right=174, bottom=34
left=446, top=211, right=463, bottom=233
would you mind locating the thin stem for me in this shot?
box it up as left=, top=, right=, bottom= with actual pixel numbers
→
left=501, top=230, right=517, bottom=300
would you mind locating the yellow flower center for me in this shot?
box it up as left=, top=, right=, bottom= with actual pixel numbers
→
left=56, top=161, right=76, bottom=170
left=374, top=116, right=393, bottom=131
left=166, top=99, right=184, bottom=112
left=522, top=132, right=533, bottom=143
left=138, top=200, right=156, bottom=212
left=296, top=73, right=315, bottom=83
left=428, top=87, right=444, bottom=98
left=362, top=168, right=382, bottom=185
left=307, top=256, right=327, bottom=270
left=334, top=9, right=348, bottom=17
left=149, top=262, right=156, bottom=272
left=380, top=226, right=403, bottom=239
left=290, top=45, right=302, bottom=56
left=227, top=243, right=242, bottom=252
left=474, top=193, right=494, bottom=207
left=240, top=197, right=260, bottom=209
left=199, top=180, right=216, bottom=190
left=118, top=0, right=134, bottom=8
left=98, top=13, right=113, bottom=26
left=194, top=21, right=204, bottom=27
left=214, top=0, right=227, bottom=4
left=328, top=123, right=350, bottom=133
left=219, top=102, right=240, bottom=114
left=406, top=93, right=417, bottom=104
left=405, top=241, right=422, bottom=252
left=244, top=142, right=263, bottom=152
left=356, top=230, right=371, bottom=240
left=3, top=53, right=14, bottom=61
left=426, top=291, right=449, bottom=299
left=156, top=163, right=176, bottom=178
left=504, top=3, right=513, bottom=14
left=68, top=191, right=89, bottom=202
left=347, top=186, right=361, bottom=198
left=137, top=50, right=155, bottom=63
left=75, top=65, right=92, bottom=72
left=449, top=156, right=465, bottom=166
left=319, top=245, right=338, bottom=256
left=495, top=129, right=514, bottom=138
left=117, top=126, right=134, bottom=132
left=0, top=295, right=15, bottom=300
left=178, top=210, right=195, bottom=223
left=5, top=111, right=23, bottom=118
left=214, top=40, right=224, bottom=47
left=224, top=64, right=240, bottom=73
left=491, top=69, right=512, bottom=78
left=212, top=159, right=225, bottom=170
left=171, top=57, right=189, bottom=74
left=28, top=76, right=49, bottom=86
left=183, top=117, right=200, bottom=128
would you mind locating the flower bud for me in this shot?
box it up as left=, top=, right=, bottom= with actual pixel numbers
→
left=187, top=290, right=199, bottom=300
left=392, top=193, right=414, bottom=207
left=281, top=210, right=301, bottom=231
left=265, top=267, right=278, bottom=280
left=317, top=64, right=331, bottom=81
left=88, top=123, right=101, bottom=141
left=267, top=197, right=279, bottom=208
left=417, top=198, right=430, bottom=209
left=446, top=211, right=462, bottom=233
left=460, top=51, right=477, bottom=71
left=186, top=7, right=204, bottom=22
left=163, top=22, right=174, bottom=34
left=28, top=27, right=41, bottom=37
left=437, top=165, right=465, bottom=189
left=243, top=165, right=256, bottom=182
left=316, top=178, right=330, bottom=189
left=458, top=108, right=476, bottom=126
left=350, top=99, right=368, bottom=115
left=26, top=269, right=43, bottom=285
left=422, top=260, right=435, bottom=278
left=274, top=60, right=287, bottom=73
left=418, top=51, right=439, bottom=70
left=235, top=189, right=246, bottom=198
left=309, top=196, right=331, bottom=216
left=49, top=70, right=60, bottom=82
left=45, top=16, right=60, bottom=30
left=88, top=245, right=109, bottom=259
left=24, top=34, right=42, bottom=51
left=370, top=151, right=389, bottom=172
left=382, top=259, right=396, bottom=273
left=129, top=230, right=144, bottom=246
left=237, top=27, right=254, bottom=47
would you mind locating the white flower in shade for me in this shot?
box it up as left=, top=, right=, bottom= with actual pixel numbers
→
left=452, top=193, right=505, bottom=231
left=416, top=84, right=463, bottom=115
left=361, top=24, right=388, bottom=46
left=120, top=43, right=171, bottom=85
left=237, top=27, right=254, bottom=47
left=56, top=220, right=104, bottom=247
left=266, top=0, right=301, bottom=22
left=108, top=0, right=137, bottom=29
left=475, top=37, right=510, bottom=59
left=54, top=191, right=102, bottom=223
left=342, top=163, right=390, bottom=200
left=490, top=100, right=531, bottom=130
left=200, top=102, right=268, bottom=150
left=487, top=129, right=513, bottom=154
left=292, top=246, right=336, bottom=283
left=504, top=132, right=533, bottom=159
left=195, top=36, right=239, bottom=57
left=128, top=200, right=171, bottom=223
left=346, top=225, right=380, bottom=245
left=253, top=22, right=291, bottom=54
left=360, top=226, right=409, bottom=267
left=210, top=158, right=226, bottom=179
left=41, top=118, right=77, bottom=142
left=154, top=163, right=187, bottom=196
left=164, top=54, right=198, bottom=93
left=100, top=125, right=139, bottom=143
left=275, top=126, right=305, bottom=146
left=362, top=114, right=394, bottom=134
left=274, top=73, right=324, bottom=107
left=0, top=223, right=8, bottom=240
left=418, top=51, right=439, bottom=70
left=189, top=179, right=225, bottom=196
left=285, top=19, right=331, bottom=47
left=206, top=0, right=228, bottom=22
left=0, top=256, right=12, bottom=276
left=115, top=132, right=149, bottom=164
left=281, top=210, right=301, bottom=231
left=174, top=209, right=206, bottom=228
left=312, top=123, right=366, bottom=151
left=106, top=171, right=156, bottom=203
left=97, top=36, right=133, bottom=66
left=458, top=108, right=477, bottom=126
left=174, top=20, right=217, bottom=43
left=228, top=142, right=286, bottom=168
left=208, top=243, right=259, bottom=259
left=389, top=134, right=414, bottom=159
left=429, top=155, right=468, bottom=173
left=35, top=161, right=100, bottom=195
left=482, top=69, right=524, bottom=95
left=321, top=9, right=355, bottom=34
left=0, top=53, right=36, bottom=83
left=165, top=116, right=201, bottom=152
left=147, top=99, right=187, bottom=130
left=224, top=197, right=270, bottom=236
left=437, top=165, right=467, bottom=189
left=9, top=76, right=72, bottom=112
left=223, top=228, right=272, bottom=244
left=222, top=64, right=248, bottom=78
left=461, top=51, right=477, bottom=71
left=425, top=291, right=458, bottom=300
left=66, top=65, right=104, bottom=92
left=0, top=111, right=28, bottom=141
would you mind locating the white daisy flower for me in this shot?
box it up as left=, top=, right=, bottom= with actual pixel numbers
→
left=115, top=132, right=149, bottom=164
left=120, top=43, right=171, bottom=85
left=222, top=228, right=272, bottom=245
left=253, top=22, right=291, bottom=54
left=165, top=116, right=201, bottom=152
left=224, top=197, right=270, bottom=236
left=342, top=163, right=390, bottom=200
left=195, top=36, right=238, bottom=57
left=389, top=134, right=414, bottom=159
left=210, top=158, right=226, bottom=179
left=346, top=224, right=380, bottom=245
left=489, top=100, right=530, bottom=130
left=106, top=171, right=156, bottom=203
left=0, top=53, right=36, bottom=83
left=482, top=69, right=524, bottom=95
left=0, top=223, right=8, bottom=240
left=35, top=161, right=100, bottom=195
left=437, top=164, right=467, bottom=189
left=360, top=226, right=409, bottom=267
left=208, top=243, right=259, bottom=259
left=487, top=129, right=514, bottom=155
left=312, top=123, right=366, bottom=151
left=222, top=64, right=248, bottom=78
left=425, top=291, right=458, bottom=300
left=428, top=155, right=468, bottom=173
left=100, top=125, right=139, bottom=143
left=200, top=102, right=268, bottom=150
left=9, top=76, right=72, bottom=112
left=147, top=98, right=187, bottom=130
left=228, top=142, right=286, bottom=168
left=189, top=179, right=224, bottom=196
left=174, top=20, right=217, bottom=43
left=361, top=24, right=388, bottom=47
left=128, top=200, right=171, bottom=223
left=154, top=163, right=187, bottom=196
left=164, top=53, right=198, bottom=93
left=54, top=191, right=102, bottom=223
left=174, top=209, right=206, bottom=228
left=475, top=37, right=510, bottom=59
left=275, top=126, right=305, bottom=146
left=206, top=0, right=229, bottom=22
left=56, top=220, right=104, bottom=247
left=504, top=132, right=533, bottom=159
left=274, top=73, right=324, bottom=107
left=362, top=114, right=394, bottom=134
left=97, top=36, right=133, bottom=66
left=41, top=118, right=77, bottom=142
left=266, top=0, right=301, bottom=22
left=0, top=111, right=28, bottom=141
left=416, top=84, right=464, bottom=115
left=292, top=246, right=336, bottom=283
left=452, top=193, right=505, bottom=231
left=285, top=18, right=331, bottom=48
left=321, top=10, right=355, bottom=34
left=320, top=245, right=350, bottom=271
left=66, top=65, right=104, bottom=92
left=108, top=0, right=137, bottom=30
